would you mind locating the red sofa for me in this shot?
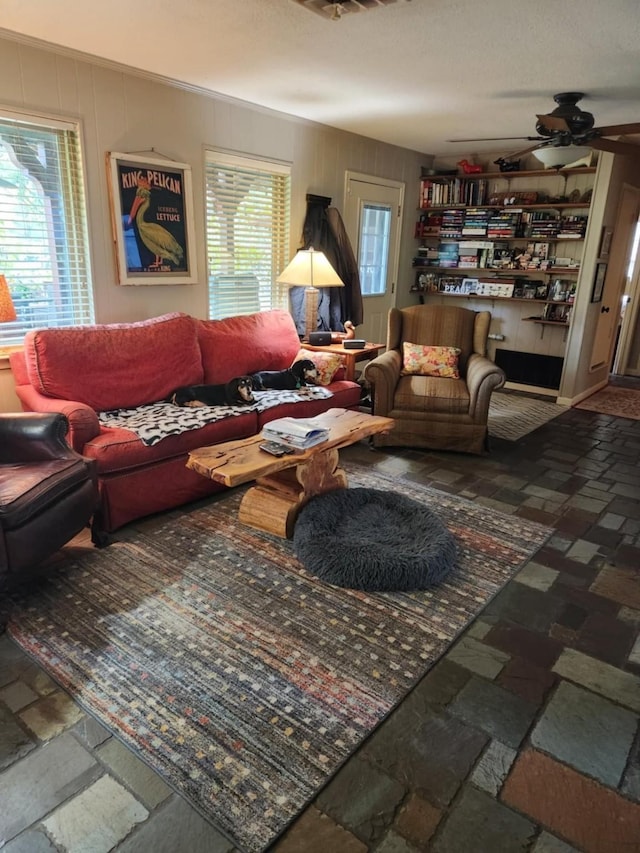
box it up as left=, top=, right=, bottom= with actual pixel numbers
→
left=9, top=310, right=360, bottom=537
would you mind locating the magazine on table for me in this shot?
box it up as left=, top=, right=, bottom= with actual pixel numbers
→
left=261, top=416, right=330, bottom=450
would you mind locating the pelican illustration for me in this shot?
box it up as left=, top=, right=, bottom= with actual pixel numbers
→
left=128, top=178, right=184, bottom=269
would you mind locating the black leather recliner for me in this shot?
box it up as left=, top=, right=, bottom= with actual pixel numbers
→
left=0, top=412, right=99, bottom=584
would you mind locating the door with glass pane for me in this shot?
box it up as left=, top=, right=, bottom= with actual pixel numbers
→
left=344, top=173, right=404, bottom=345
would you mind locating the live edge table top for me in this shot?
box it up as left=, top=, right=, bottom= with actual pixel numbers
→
left=186, top=407, right=394, bottom=488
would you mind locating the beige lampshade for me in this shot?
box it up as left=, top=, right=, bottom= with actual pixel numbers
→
left=0, top=275, right=16, bottom=323
left=276, top=247, right=344, bottom=288
left=277, top=247, right=344, bottom=336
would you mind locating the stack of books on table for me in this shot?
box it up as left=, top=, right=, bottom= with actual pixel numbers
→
left=261, top=417, right=330, bottom=451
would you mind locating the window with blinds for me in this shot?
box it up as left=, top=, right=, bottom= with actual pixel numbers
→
left=204, top=150, right=290, bottom=320
left=0, top=110, right=94, bottom=347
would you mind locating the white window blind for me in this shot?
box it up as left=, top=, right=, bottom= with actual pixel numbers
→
left=205, top=150, right=290, bottom=320
left=0, top=111, right=94, bottom=347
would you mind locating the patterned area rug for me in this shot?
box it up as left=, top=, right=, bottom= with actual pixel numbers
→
left=489, top=391, right=568, bottom=441
left=7, top=466, right=551, bottom=853
left=574, top=385, right=640, bottom=420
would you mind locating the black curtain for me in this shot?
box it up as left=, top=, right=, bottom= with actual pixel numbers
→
left=289, top=195, right=363, bottom=336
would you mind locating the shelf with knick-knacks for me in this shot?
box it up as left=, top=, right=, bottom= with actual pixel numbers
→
left=414, top=163, right=596, bottom=392
left=413, top=272, right=576, bottom=306
left=413, top=267, right=577, bottom=346
left=418, top=165, right=596, bottom=209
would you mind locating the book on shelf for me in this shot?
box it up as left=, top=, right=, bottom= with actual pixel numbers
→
left=437, top=241, right=459, bottom=268
left=458, top=240, right=494, bottom=250
left=415, top=211, right=443, bottom=238
left=261, top=417, right=330, bottom=450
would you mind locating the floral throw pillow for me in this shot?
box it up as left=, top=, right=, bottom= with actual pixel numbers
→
left=401, top=342, right=461, bottom=378
left=293, top=349, right=344, bottom=385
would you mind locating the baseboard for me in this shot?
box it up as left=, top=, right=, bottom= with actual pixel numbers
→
left=503, top=381, right=558, bottom=398
left=557, top=377, right=609, bottom=408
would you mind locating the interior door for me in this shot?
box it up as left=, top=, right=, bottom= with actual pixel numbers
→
left=344, top=173, right=404, bottom=345
left=590, top=185, right=640, bottom=370
left=613, top=215, right=640, bottom=376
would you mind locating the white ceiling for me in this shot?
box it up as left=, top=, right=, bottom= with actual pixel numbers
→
left=1, top=0, right=640, bottom=158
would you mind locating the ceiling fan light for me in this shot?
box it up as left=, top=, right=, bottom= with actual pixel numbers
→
left=533, top=145, right=592, bottom=168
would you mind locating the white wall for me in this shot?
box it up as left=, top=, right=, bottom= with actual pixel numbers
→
left=0, top=34, right=430, bottom=411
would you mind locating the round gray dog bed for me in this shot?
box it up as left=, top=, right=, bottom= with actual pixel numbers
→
left=293, top=488, right=457, bottom=591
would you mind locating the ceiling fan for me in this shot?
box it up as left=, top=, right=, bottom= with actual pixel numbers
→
left=449, top=92, right=640, bottom=159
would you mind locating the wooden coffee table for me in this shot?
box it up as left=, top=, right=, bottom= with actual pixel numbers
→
left=187, top=408, right=394, bottom=538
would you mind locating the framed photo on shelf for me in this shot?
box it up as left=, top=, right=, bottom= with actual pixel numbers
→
left=106, top=151, right=197, bottom=285
left=598, top=227, right=613, bottom=260
left=535, top=284, right=549, bottom=300
left=591, top=262, right=607, bottom=303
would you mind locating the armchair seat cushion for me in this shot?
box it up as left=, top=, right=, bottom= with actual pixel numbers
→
left=0, top=459, right=92, bottom=530
left=394, top=375, right=470, bottom=415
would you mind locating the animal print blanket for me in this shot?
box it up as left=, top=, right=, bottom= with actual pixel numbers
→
left=97, top=387, right=333, bottom=447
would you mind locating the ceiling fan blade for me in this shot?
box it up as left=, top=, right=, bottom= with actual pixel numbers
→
left=593, top=122, right=640, bottom=136
left=504, top=142, right=546, bottom=159
left=536, top=114, right=570, bottom=133
left=590, top=137, right=640, bottom=156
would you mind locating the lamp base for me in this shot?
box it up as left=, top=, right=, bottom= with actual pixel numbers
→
left=304, top=286, right=319, bottom=337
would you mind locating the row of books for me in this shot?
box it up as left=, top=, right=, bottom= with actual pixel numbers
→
left=413, top=240, right=578, bottom=272
left=420, top=178, right=489, bottom=208
left=418, top=175, right=592, bottom=211
left=419, top=180, right=546, bottom=209
left=415, top=209, right=588, bottom=241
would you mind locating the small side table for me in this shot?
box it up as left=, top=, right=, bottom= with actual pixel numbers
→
left=302, top=341, right=385, bottom=381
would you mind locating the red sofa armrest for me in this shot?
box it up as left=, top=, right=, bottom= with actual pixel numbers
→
left=13, top=385, right=100, bottom=453
left=10, top=348, right=100, bottom=452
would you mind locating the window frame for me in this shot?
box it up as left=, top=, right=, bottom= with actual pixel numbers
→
left=0, top=105, right=94, bottom=349
left=204, top=148, right=291, bottom=321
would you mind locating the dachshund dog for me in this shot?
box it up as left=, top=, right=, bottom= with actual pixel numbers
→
left=250, top=359, right=318, bottom=391
left=171, top=375, right=255, bottom=408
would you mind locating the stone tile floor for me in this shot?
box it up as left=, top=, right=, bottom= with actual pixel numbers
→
left=1, top=392, right=640, bottom=852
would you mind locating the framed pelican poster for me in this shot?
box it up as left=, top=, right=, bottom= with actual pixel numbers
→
left=106, top=152, right=197, bottom=285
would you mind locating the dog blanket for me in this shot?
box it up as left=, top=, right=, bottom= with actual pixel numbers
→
left=98, top=387, right=333, bottom=446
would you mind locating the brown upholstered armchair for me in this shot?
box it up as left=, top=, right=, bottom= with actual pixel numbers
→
left=0, top=413, right=99, bottom=585
left=363, top=304, right=506, bottom=454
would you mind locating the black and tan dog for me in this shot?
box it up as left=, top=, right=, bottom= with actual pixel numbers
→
left=250, top=359, right=318, bottom=391
left=171, top=375, right=255, bottom=408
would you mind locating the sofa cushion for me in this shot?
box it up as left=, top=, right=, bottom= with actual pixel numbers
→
left=294, top=349, right=344, bottom=385
left=197, top=310, right=301, bottom=384
left=82, top=411, right=258, bottom=475
left=401, top=343, right=461, bottom=378
left=24, top=313, right=203, bottom=412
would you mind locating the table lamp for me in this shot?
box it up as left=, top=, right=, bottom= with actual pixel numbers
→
left=0, top=275, right=16, bottom=323
left=277, top=247, right=344, bottom=336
